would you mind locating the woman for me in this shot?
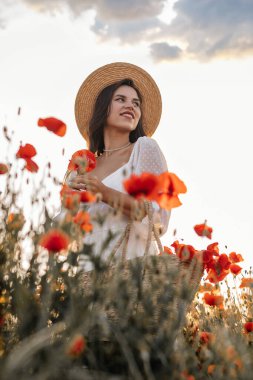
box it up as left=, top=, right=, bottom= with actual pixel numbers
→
left=66, top=62, right=170, bottom=271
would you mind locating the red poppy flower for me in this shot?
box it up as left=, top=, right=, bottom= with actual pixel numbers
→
left=38, top=117, right=66, bottom=137
left=39, top=229, right=70, bottom=253
left=206, top=242, right=219, bottom=255
left=67, top=335, right=86, bottom=357
left=123, top=172, right=160, bottom=200
left=25, top=158, right=39, bottom=173
left=218, top=253, right=231, bottom=270
left=203, top=243, right=230, bottom=281
left=205, top=254, right=231, bottom=280
left=239, top=278, right=253, bottom=288
left=201, top=243, right=219, bottom=267
left=60, top=184, right=96, bottom=210
left=163, top=246, right=174, bottom=255
left=230, top=263, right=242, bottom=275
left=16, top=143, right=37, bottom=159
left=68, top=149, right=96, bottom=173
left=0, top=163, right=8, bottom=175
left=60, top=184, right=81, bottom=210
left=229, top=251, right=244, bottom=263
left=73, top=211, right=93, bottom=233
left=206, top=268, right=229, bottom=283
left=156, top=172, right=187, bottom=210
left=171, top=240, right=196, bottom=261
left=194, top=222, right=213, bottom=239
left=16, top=144, right=39, bottom=173
left=79, top=190, right=96, bottom=203
left=244, top=322, right=253, bottom=333
left=207, top=252, right=231, bottom=269
left=199, top=331, right=215, bottom=345
left=203, top=292, right=224, bottom=308
left=201, top=250, right=215, bottom=264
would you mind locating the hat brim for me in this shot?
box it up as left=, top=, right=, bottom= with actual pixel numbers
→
left=75, top=62, right=162, bottom=142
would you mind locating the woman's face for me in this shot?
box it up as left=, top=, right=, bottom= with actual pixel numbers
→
left=105, top=85, right=141, bottom=133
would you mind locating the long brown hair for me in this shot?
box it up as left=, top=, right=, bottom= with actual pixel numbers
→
left=88, top=79, right=146, bottom=155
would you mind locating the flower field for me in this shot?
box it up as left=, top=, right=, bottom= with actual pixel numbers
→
left=0, top=120, right=252, bottom=379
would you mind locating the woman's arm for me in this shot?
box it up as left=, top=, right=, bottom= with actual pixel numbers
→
left=101, top=185, right=146, bottom=220
left=68, top=173, right=146, bottom=221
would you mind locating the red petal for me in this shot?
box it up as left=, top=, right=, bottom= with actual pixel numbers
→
left=168, top=172, right=187, bottom=194
left=244, top=322, right=253, bottom=333
left=0, top=163, right=8, bottom=175
left=39, top=229, right=70, bottom=253
left=218, top=254, right=231, bottom=270
left=163, top=246, right=174, bottom=255
left=25, top=158, right=39, bottom=173
left=16, top=144, right=37, bottom=159
left=157, top=193, right=182, bottom=209
left=156, top=172, right=187, bottom=209
left=203, top=292, right=223, bottom=307
left=229, top=251, right=244, bottom=263
left=79, top=190, right=96, bottom=203
left=68, top=335, right=86, bottom=356
left=206, top=268, right=229, bottom=283
left=206, top=242, right=219, bottom=255
left=68, top=149, right=96, bottom=172
left=194, top=223, right=213, bottom=239
left=38, top=117, right=67, bottom=137
left=240, top=278, right=253, bottom=288
left=230, top=263, right=242, bottom=275
left=123, top=173, right=160, bottom=200
left=73, top=211, right=93, bottom=232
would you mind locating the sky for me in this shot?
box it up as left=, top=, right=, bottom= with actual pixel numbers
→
left=0, top=0, right=253, bottom=267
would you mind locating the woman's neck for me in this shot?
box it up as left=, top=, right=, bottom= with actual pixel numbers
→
left=103, top=130, right=130, bottom=151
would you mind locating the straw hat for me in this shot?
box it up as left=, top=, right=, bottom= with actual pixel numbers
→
left=75, top=62, right=162, bottom=141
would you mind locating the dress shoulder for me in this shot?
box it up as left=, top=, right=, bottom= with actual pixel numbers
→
left=137, top=136, right=160, bottom=149
left=132, top=136, right=168, bottom=175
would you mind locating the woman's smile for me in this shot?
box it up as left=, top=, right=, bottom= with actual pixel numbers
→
left=120, top=111, right=135, bottom=119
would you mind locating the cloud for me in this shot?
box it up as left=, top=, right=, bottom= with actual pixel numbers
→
left=1, top=0, right=253, bottom=61
left=154, top=0, right=253, bottom=61
left=94, top=0, right=166, bottom=21
left=89, top=0, right=167, bottom=43
left=91, top=15, right=164, bottom=43
left=21, top=0, right=167, bottom=43
left=150, top=42, right=182, bottom=62
left=0, top=0, right=94, bottom=27
left=0, top=0, right=167, bottom=39
left=0, top=0, right=167, bottom=44
left=19, top=0, right=166, bottom=21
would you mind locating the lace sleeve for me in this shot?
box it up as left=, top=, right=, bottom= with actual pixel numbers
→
left=134, top=136, right=171, bottom=236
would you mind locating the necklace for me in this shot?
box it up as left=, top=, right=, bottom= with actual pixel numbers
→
left=103, top=142, right=131, bottom=156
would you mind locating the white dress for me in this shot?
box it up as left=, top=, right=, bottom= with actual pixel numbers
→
left=66, top=136, right=171, bottom=272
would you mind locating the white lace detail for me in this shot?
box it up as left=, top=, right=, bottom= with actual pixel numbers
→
left=132, top=136, right=168, bottom=176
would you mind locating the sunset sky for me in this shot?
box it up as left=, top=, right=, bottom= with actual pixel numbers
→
left=0, top=0, right=253, bottom=266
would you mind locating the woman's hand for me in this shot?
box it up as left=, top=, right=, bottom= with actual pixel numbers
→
left=68, top=173, right=146, bottom=220
left=69, top=173, right=107, bottom=196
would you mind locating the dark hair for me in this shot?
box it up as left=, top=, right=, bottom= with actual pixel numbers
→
left=88, top=79, right=146, bottom=155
